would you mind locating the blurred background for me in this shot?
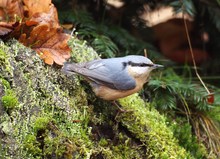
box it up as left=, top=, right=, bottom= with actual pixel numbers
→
left=54, top=0, right=220, bottom=84
left=53, top=0, right=220, bottom=157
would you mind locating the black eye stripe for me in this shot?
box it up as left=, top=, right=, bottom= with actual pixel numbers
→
left=140, top=63, right=154, bottom=67
left=122, top=62, right=127, bottom=69
left=127, top=61, right=153, bottom=67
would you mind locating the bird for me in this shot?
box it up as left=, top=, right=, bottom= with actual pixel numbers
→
left=62, top=55, right=163, bottom=100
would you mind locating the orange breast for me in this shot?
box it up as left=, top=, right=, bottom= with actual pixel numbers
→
left=92, top=78, right=146, bottom=100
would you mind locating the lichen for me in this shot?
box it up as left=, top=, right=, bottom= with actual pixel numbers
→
left=68, top=37, right=100, bottom=62
left=0, top=39, right=94, bottom=158
left=0, top=41, right=13, bottom=76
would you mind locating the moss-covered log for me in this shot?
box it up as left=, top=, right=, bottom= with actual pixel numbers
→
left=0, top=38, right=194, bottom=158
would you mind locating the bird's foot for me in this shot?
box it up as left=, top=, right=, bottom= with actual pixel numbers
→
left=112, top=101, right=132, bottom=113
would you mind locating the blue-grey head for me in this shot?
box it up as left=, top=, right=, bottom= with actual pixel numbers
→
left=119, top=55, right=163, bottom=78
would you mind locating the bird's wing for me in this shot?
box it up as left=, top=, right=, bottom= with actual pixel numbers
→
left=63, top=61, right=136, bottom=90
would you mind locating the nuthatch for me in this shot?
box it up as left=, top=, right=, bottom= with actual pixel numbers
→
left=63, top=55, right=163, bottom=100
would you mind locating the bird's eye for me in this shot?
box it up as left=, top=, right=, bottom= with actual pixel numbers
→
left=138, top=63, right=154, bottom=67
left=142, top=63, right=154, bottom=67
left=140, top=63, right=146, bottom=67
left=128, top=61, right=132, bottom=65
left=128, top=61, right=140, bottom=66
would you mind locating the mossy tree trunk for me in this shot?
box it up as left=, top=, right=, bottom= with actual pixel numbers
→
left=0, top=38, right=191, bottom=158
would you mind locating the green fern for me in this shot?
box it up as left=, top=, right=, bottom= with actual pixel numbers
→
left=59, top=10, right=95, bottom=27
left=207, top=6, right=220, bottom=31
left=149, top=79, right=212, bottom=111
left=148, top=69, right=220, bottom=157
left=91, top=35, right=118, bottom=57
left=148, top=70, right=217, bottom=111
left=59, top=10, right=118, bottom=57
left=59, top=9, right=160, bottom=58
left=169, top=0, right=196, bottom=16
left=105, top=25, right=160, bottom=58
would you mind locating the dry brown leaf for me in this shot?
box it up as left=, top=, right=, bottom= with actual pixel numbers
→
left=19, top=24, right=71, bottom=65
left=23, top=0, right=51, bottom=17
left=39, top=50, right=54, bottom=65
left=35, top=29, right=71, bottom=65
left=29, top=4, right=59, bottom=28
left=1, top=0, right=71, bottom=65
left=0, top=22, right=14, bottom=35
left=0, top=0, right=24, bottom=21
left=25, top=20, right=38, bottom=26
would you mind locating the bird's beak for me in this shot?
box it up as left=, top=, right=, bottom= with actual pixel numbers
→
left=153, top=64, right=164, bottom=69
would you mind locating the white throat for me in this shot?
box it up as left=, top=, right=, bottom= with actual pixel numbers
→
left=128, top=66, right=153, bottom=78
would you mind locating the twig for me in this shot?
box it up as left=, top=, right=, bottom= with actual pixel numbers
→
left=182, top=13, right=211, bottom=95
left=144, top=49, right=148, bottom=57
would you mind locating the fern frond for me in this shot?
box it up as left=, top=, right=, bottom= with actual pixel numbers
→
left=148, top=76, right=215, bottom=111
left=207, top=6, right=220, bottom=31
left=92, top=35, right=118, bottom=57
left=106, top=25, right=160, bottom=58
left=59, top=10, right=95, bottom=27
left=170, top=0, right=196, bottom=16
left=154, top=90, right=177, bottom=110
left=149, top=76, right=220, bottom=157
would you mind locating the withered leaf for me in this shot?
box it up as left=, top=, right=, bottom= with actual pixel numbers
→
left=25, top=20, right=38, bottom=26
left=0, top=22, right=14, bottom=36
left=0, top=0, right=24, bottom=21
left=0, top=21, right=19, bottom=38
left=19, top=24, right=71, bottom=65
left=23, top=0, right=51, bottom=17
left=29, top=4, right=60, bottom=28
left=1, top=0, right=71, bottom=65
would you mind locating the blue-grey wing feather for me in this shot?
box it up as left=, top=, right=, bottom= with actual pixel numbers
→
left=63, top=59, right=136, bottom=90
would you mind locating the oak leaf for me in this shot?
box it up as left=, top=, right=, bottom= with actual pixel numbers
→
left=19, top=24, right=71, bottom=65
left=0, top=0, right=23, bottom=21
left=0, top=22, right=14, bottom=36
left=1, top=0, right=71, bottom=65
left=23, top=0, right=51, bottom=17
left=28, top=4, right=59, bottom=28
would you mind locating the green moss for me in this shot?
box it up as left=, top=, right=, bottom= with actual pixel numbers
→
left=119, top=94, right=192, bottom=159
left=1, top=89, right=19, bottom=110
left=32, top=116, right=51, bottom=132
left=169, top=118, right=208, bottom=158
left=43, top=135, right=66, bottom=157
left=0, top=38, right=205, bottom=159
left=0, top=39, right=95, bottom=158
left=68, top=37, right=100, bottom=62
left=0, top=42, right=13, bottom=76
left=0, top=48, right=7, bottom=61
left=0, top=78, right=11, bottom=89
left=23, top=134, right=42, bottom=157
left=1, top=95, right=18, bottom=109
left=99, top=138, right=108, bottom=147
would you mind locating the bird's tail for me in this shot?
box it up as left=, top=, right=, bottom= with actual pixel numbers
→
left=62, top=62, right=77, bottom=75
